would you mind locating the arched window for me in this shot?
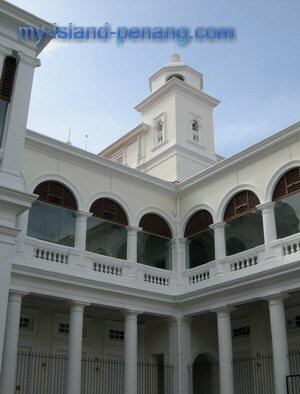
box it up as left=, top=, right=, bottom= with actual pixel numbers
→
left=192, top=120, right=199, bottom=143
left=155, top=120, right=164, bottom=144
left=27, top=181, right=77, bottom=246
left=138, top=213, right=172, bottom=270
left=184, top=210, right=214, bottom=268
left=272, top=167, right=300, bottom=239
left=86, top=198, right=128, bottom=259
left=166, top=74, right=184, bottom=82
left=224, top=190, right=263, bottom=255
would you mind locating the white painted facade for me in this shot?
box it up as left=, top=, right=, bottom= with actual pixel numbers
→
left=0, top=3, right=299, bottom=394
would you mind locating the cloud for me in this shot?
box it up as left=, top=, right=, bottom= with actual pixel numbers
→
left=42, top=40, right=71, bottom=55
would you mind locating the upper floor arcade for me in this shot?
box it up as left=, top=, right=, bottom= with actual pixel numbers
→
left=11, top=121, right=300, bottom=298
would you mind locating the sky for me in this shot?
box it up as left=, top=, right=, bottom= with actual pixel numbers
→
left=8, top=0, right=300, bottom=157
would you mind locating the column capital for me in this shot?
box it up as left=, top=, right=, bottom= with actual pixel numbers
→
left=9, top=290, right=28, bottom=301
left=168, top=315, right=192, bottom=325
left=177, top=237, right=188, bottom=245
left=68, top=300, right=90, bottom=311
left=17, top=51, right=41, bottom=68
left=257, top=202, right=275, bottom=213
left=212, top=305, right=235, bottom=317
left=123, top=309, right=142, bottom=318
left=75, top=210, right=92, bottom=219
left=0, top=44, right=12, bottom=57
left=264, top=292, right=289, bottom=306
left=126, top=225, right=142, bottom=233
left=209, top=221, right=226, bottom=231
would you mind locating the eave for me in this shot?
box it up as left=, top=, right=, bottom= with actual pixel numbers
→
left=135, top=78, right=220, bottom=113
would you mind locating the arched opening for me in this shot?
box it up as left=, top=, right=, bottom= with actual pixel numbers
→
left=184, top=210, right=214, bottom=269
left=272, top=167, right=300, bottom=239
left=86, top=198, right=128, bottom=259
left=224, top=190, right=263, bottom=255
left=138, top=213, right=172, bottom=270
left=27, top=181, right=77, bottom=246
left=192, top=354, right=219, bottom=394
left=166, top=74, right=184, bottom=82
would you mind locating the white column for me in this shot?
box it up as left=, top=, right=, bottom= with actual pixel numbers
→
left=138, top=323, right=146, bottom=361
left=215, top=307, right=234, bottom=394
left=66, top=302, right=87, bottom=394
left=180, top=317, right=192, bottom=394
left=0, top=45, right=13, bottom=76
left=124, top=310, right=138, bottom=394
left=126, top=226, right=141, bottom=263
left=169, top=318, right=179, bottom=394
left=169, top=316, right=192, bottom=394
left=258, top=202, right=277, bottom=258
left=75, top=211, right=92, bottom=251
left=0, top=291, right=26, bottom=394
left=15, top=210, right=29, bottom=253
left=210, top=222, right=226, bottom=276
left=268, top=295, right=290, bottom=394
left=0, top=52, right=40, bottom=189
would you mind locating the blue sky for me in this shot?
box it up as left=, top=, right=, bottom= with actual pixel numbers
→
left=9, top=0, right=300, bottom=157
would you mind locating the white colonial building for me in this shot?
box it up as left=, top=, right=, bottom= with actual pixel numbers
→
left=0, top=2, right=299, bottom=394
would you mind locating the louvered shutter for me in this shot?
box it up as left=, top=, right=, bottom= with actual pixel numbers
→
left=224, top=191, right=260, bottom=221
left=90, top=198, right=128, bottom=225
left=139, top=213, right=172, bottom=239
left=34, top=181, right=77, bottom=211
left=184, top=210, right=213, bottom=238
left=273, top=168, right=300, bottom=201
left=0, top=56, right=17, bottom=102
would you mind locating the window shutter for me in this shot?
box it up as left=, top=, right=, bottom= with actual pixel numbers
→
left=224, top=191, right=260, bottom=221
left=273, top=167, right=300, bottom=201
left=90, top=198, right=128, bottom=225
left=184, top=210, right=213, bottom=238
left=0, top=56, right=17, bottom=102
left=139, top=213, right=172, bottom=239
left=34, top=181, right=77, bottom=211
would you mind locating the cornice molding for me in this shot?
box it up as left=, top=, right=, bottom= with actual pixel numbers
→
left=100, top=123, right=149, bottom=157
left=135, top=78, right=220, bottom=113
left=24, top=129, right=176, bottom=194
left=18, top=52, right=41, bottom=68
left=179, top=121, right=300, bottom=192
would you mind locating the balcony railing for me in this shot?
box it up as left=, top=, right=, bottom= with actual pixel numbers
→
left=13, top=232, right=300, bottom=295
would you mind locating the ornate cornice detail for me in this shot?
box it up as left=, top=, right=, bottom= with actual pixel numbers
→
left=17, top=51, right=41, bottom=68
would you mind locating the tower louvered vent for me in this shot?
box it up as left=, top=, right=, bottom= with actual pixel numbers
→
left=0, top=56, right=17, bottom=102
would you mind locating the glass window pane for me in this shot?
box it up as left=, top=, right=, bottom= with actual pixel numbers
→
left=86, top=216, right=127, bottom=259
left=0, top=99, right=8, bottom=146
left=275, top=194, right=300, bottom=239
left=187, top=228, right=215, bottom=268
left=137, top=231, right=172, bottom=270
left=27, top=201, right=76, bottom=246
left=225, top=210, right=264, bottom=256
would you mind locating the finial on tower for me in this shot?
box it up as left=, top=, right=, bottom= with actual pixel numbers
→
left=170, top=53, right=181, bottom=63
